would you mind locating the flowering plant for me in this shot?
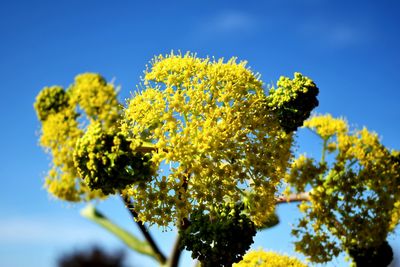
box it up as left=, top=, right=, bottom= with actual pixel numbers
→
left=34, top=52, right=399, bottom=267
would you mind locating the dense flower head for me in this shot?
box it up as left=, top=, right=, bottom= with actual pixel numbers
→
left=34, top=86, right=70, bottom=121
left=74, top=122, right=154, bottom=195
left=348, top=241, right=393, bottom=267
left=34, top=73, right=121, bottom=201
left=233, top=250, right=308, bottom=267
left=242, top=189, right=279, bottom=229
left=267, top=73, right=319, bottom=132
left=303, top=114, right=348, bottom=140
left=70, top=73, right=121, bottom=127
left=288, top=114, right=400, bottom=264
left=122, top=52, right=295, bottom=226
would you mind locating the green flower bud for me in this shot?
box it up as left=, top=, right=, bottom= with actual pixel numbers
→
left=179, top=203, right=256, bottom=267
left=74, top=122, right=153, bottom=195
left=34, top=86, right=69, bottom=121
left=267, top=73, right=319, bottom=132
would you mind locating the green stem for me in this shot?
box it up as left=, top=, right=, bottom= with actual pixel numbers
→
left=321, top=138, right=328, bottom=165
left=167, top=234, right=183, bottom=267
left=275, top=192, right=310, bottom=204
left=165, top=174, right=191, bottom=267
left=166, top=217, right=191, bottom=267
left=122, top=196, right=167, bottom=264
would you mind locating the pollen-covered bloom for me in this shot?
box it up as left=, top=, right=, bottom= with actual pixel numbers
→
left=122, top=52, right=295, bottom=226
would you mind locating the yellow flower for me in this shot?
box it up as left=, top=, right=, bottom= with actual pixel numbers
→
left=290, top=114, right=400, bottom=263
left=70, top=73, right=121, bottom=127
left=304, top=114, right=348, bottom=140
left=34, top=73, right=121, bottom=201
left=233, top=250, right=308, bottom=267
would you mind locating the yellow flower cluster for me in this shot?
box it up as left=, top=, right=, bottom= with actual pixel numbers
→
left=285, top=155, right=326, bottom=193
left=390, top=200, right=400, bottom=231
left=70, top=73, right=121, bottom=127
left=233, top=250, right=307, bottom=267
left=288, top=114, right=400, bottom=263
left=34, top=73, right=121, bottom=201
left=35, top=53, right=320, bottom=229
left=122, top=52, right=294, bottom=226
left=40, top=109, right=86, bottom=201
left=303, top=114, right=348, bottom=140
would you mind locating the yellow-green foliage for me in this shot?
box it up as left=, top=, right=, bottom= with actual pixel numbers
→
left=34, top=73, right=121, bottom=201
left=233, top=250, right=307, bottom=267
left=121, top=52, right=296, bottom=226
left=288, top=114, right=400, bottom=263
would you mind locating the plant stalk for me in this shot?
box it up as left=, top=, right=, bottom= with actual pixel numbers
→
left=122, top=196, right=167, bottom=264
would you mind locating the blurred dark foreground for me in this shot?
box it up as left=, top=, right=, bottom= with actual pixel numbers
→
left=58, top=246, right=132, bottom=267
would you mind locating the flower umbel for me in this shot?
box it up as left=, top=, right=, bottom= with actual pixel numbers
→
left=122, top=52, right=297, bottom=226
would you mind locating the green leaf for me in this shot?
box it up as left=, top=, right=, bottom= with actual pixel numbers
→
left=80, top=204, right=157, bottom=260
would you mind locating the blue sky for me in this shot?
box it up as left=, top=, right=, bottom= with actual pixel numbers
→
left=0, top=1, right=399, bottom=266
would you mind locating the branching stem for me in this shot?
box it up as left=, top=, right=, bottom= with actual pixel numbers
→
left=275, top=192, right=310, bottom=204
left=168, top=234, right=184, bottom=267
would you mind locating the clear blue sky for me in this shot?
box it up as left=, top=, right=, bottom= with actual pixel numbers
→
left=0, top=1, right=399, bottom=266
